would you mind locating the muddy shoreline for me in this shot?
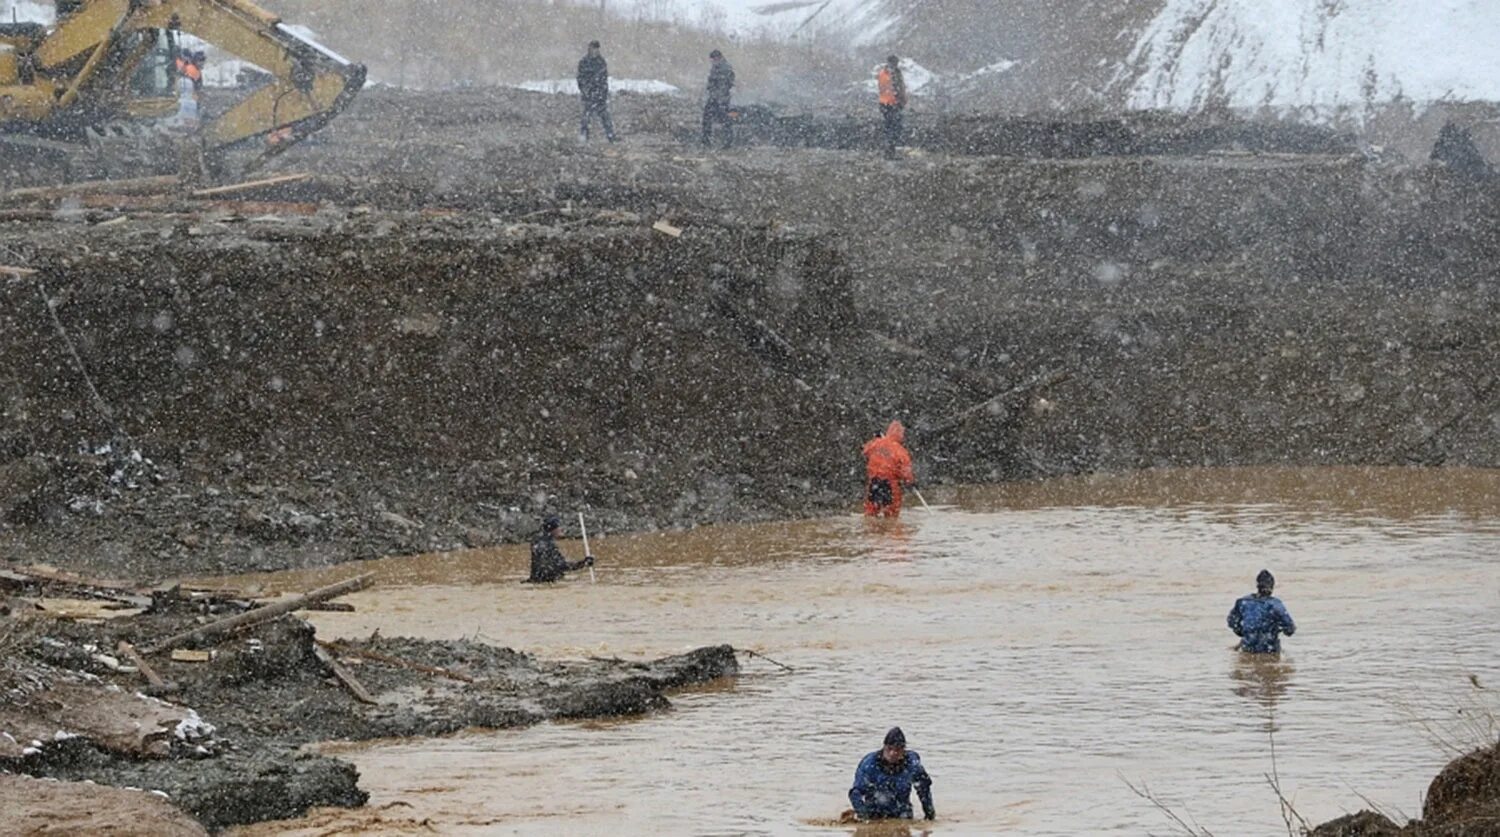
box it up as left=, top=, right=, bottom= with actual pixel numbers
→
left=3, top=596, right=738, bottom=831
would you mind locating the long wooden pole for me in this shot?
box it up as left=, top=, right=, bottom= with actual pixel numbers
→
left=142, top=573, right=372, bottom=654
left=578, top=512, right=596, bottom=584
left=914, top=488, right=934, bottom=512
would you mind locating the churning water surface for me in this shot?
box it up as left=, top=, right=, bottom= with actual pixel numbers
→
left=229, top=467, right=1500, bottom=836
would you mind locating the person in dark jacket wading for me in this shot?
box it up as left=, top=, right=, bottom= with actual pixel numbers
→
left=527, top=515, right=595, bottom=583
left=576, top=40, right=618, bottom=142
left=701, top=49, right=735, bottom=149
left=1228, top=569, right=1297, bottom=653
left=846, top=727, right=935, bottom=822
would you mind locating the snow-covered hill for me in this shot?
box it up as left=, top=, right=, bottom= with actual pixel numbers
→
left=1118, top=0, right=1500, bottom=117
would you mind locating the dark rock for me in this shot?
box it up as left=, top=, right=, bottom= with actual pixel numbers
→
left=1309, top=811, right=1403, bottom=837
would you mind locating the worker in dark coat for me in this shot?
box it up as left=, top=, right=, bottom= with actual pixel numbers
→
left=528, top=515, right=595, bottom=583
left=1228, top=569, right=1297, bottom=653
left=848, top=727, right=935, bottom=821
left=701, top=49, right=735, bottom=149
left=576, top=40, right=618, bottom=142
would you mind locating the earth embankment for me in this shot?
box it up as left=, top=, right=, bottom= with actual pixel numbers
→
left=2, top=88, right=1499, bottom=578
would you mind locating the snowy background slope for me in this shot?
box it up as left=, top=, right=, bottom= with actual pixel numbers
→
left=1120, top=0, right=1500, bottom=115
left=716, top=0, right=897, bottom=44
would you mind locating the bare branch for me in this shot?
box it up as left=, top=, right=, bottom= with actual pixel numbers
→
left=1121, top=773, right=1216, bottom=837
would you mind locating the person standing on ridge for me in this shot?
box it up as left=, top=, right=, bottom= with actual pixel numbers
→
left=701, top=49, right=735, bottom=149
left=847, top=727, right=935, bottom=822
left=876, top=54, right=908, bottom=159
left=863, top=420, right=915, bottom=518
left=1228, top=569, right=1297, bottom=653
left=527, top=515, right=595, bottom=583
left=576, top=40, right=618, bottom=143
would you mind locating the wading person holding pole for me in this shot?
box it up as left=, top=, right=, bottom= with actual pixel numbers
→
left=527, top=515, right=594, bottom=583
left=863, top=420, right=916, bottom=518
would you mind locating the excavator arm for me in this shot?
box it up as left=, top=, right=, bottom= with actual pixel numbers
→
left=5, top=0, right=364, bottom=173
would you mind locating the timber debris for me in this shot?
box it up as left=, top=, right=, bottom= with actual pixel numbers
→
left=0, top=559, right=739, bottom=831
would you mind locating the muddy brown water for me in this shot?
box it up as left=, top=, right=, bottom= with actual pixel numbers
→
left=225, top=467, right=1500, bottom=836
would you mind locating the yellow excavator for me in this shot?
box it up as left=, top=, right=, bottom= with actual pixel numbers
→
left=0, top=0, right=364, bottom=177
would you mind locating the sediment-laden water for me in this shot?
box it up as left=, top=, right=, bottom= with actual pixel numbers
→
left=229, top=467, right=1500, bottom=836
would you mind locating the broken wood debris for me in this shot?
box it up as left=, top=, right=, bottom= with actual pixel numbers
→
left=927, top=369, right=1074, bottom=435
left=1, top=174, right=181, bottom=201
left=170, top=649, right=213, bottom=663
left=313, top=645, right=379, bottom=705
left=189, top=172, right=311, bottom=199
left=0, top=565, right=153, bottom=609
left=317, top=639, right=476, bottom=683
left=142, top=573, right=373, bottom=655
left=652, top=219, right=683, bottom=237
left=117, top=641, right=178, bottom=695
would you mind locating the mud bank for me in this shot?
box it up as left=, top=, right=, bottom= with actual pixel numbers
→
left=2, top=88, right=1499, bottom=579
left=1312, top=739, right=1500, bottom=836
left=2, top=598, right=738, bottom=830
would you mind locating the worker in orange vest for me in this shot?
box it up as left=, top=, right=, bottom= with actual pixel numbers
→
left=174, top=52, right=203, bottom=89
left=863, top=420, right=916, bottom=517
left=876, top=55, right=908, bottom=159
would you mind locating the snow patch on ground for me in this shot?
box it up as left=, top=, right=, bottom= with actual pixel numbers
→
left=510, top=78, right=682, bottom=96
left=1123, top=0, right=1500, bottom=117
left=2, top=1, right=52, bottom=23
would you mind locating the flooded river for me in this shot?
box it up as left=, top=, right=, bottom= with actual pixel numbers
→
left=231, top=467, right=1500, bottom=835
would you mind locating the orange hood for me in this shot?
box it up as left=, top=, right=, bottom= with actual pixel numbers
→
left=885, top=420, right=905, bottom=443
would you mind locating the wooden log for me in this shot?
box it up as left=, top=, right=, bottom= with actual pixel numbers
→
left=116, top=641, right=177, bottom=695
left=0, top=264, right=37, bottom=276
left=313, top=645, right=379, bottom=704
left=317, top=640, right=475, bottom=683
left=142, top=573, right=372, bottom=655
left=188, top=172, right=309, bottom=198
left=927, top=369, right=1074, bottom=436
left=2, top=175, right=180, bottom=201
left=13, top=565, right=152, bottom=609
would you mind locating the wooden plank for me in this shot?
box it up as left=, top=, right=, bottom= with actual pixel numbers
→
left=0, top=264, right=37, bottom=276
left=117, top=641, right=178, bottom=694
left=142, top=574, right=372, bottom=655
left=313, top=645, right=379, bottom=704
left=170, top=649, right=212, bottom=663
left=2, top=175, right=180, bottom=201
left=13, top=565, right=152, bottom=609
left=189, top=172, right=309, bottom=199
left=317, top=640, right=476, bottom=683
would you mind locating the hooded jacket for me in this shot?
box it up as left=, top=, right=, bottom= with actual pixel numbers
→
left=862, top=420, right=915, bottom=484
left=849, top=749, right=934, bottom=820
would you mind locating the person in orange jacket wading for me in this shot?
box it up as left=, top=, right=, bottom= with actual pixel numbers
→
left=863, top=420, right=915, bottom=517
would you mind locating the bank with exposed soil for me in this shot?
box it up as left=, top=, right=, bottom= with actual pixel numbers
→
left=2, top=87, right=1499, bottom=581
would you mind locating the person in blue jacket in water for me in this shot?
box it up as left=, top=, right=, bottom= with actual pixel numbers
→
left=1228, top=569, right=1297, bottom=653
left=848, top=727, right=935, bottom=821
